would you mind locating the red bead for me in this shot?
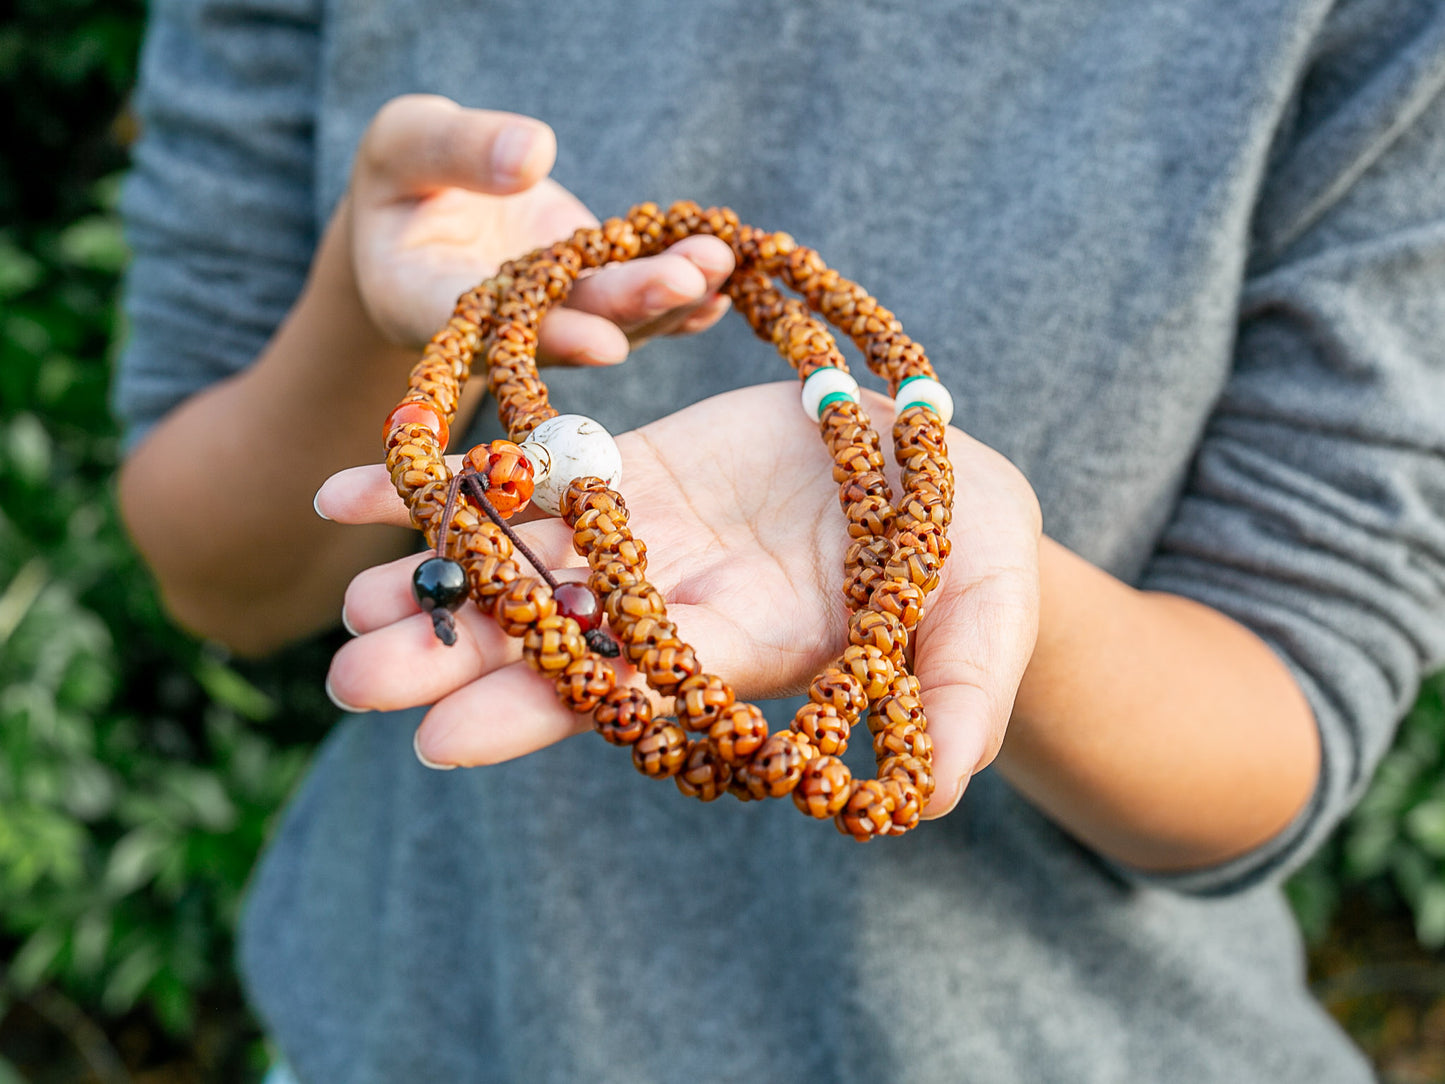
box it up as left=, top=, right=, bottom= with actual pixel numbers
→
left=463, top=440, right=535, bottom=518
left=553, top=582, right=603, bottom=633
left=384, top=400, right=449, bottom=448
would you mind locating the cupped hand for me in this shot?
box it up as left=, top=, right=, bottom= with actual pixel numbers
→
left=348, top=94, right=734, bottom=361
left=316, top=383, right=1042, bottom=817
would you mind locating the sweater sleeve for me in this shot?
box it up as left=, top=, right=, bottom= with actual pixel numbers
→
left=1132, top=6, right=1445, bottom=894
left=113, top=0, right=322, bottom=450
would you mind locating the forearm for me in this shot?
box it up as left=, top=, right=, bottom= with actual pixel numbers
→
left=118, top=205, right=443, bottom=656
left=993, top=538, right=1320, bottom=873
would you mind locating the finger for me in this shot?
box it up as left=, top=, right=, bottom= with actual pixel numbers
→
left=536, top=306, right=632, bottom=367
left=669, top=294, right=733, bottom=336
left=414, top=661, right=596, bottom=767
left=327, top=607, right=519, bottom=713
left=357, top=94, right=556, bottom=199
left=565, top=237, right=733, bottom=333
left=913, top=570, right=1040, bottom=819
left=341, top=536, right=585, bottom=636
left=314, top=462, right=439, bottom=527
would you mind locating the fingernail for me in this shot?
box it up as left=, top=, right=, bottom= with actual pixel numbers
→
left=920, top=774, right=969, bottom=820
left=414, top=728, right=456, bottom=771
left=491, top=124, right=536, bottom=184
left=693, top=244, right=734, bottom=276
left=340, top=604, right=359, bottom=638
left=313, top=487, right=332, bottom=521
left=325, top=675, right=366, bottom=714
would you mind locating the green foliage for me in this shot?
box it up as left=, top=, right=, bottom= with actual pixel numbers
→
left=1288, top=673, right=1445, bottom=946
left=0, top=0, right=335, bottom=1049
left=0, top=173, right=320, bottom=1034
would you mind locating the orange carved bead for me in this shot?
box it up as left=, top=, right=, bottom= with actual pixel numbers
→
left=708, top=702, right=769, bottom=766
left=632, top=720, right=688, bottom=779
left=791, top=701, right=850, bottom=757
left=594, top=686, right=651, bottom=746
left=676, top=673, right=735, bottom=731
left=463, top=440, right=535, bottom=518
left=674, top=739, right=733, bottom=801
left=384, top=399, right=450, bottom=450
left=793, top=756, right=854, bottom=819
left=836, top=778, right=895, bottom=841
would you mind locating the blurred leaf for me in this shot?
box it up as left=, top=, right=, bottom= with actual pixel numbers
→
left=8, top=925, right=64, bottom=991
left=101, top=940, right=160, bottom=1013
left=194, top=655, right=276, bottom=721
left=56, top=214, right=128, bottom=273
left=0, top=1055, right=27, bottom=1084
left=104, top=825, right=171, bottom=897
left=1417, top=882, right=1445, bottom=949
left=0, top=236, right=43, bottom=299
left=1405, top=799, right=1445, bottom=857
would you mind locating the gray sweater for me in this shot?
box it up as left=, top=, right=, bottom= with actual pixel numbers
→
left=118, top=0, right=1445, bottom=1080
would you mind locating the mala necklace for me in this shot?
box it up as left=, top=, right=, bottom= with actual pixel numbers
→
left=383, top=201, right=955, bottom=840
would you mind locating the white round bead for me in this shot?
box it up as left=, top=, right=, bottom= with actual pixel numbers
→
left=894, top=376, right=954, bottom=426
left=523, top=414, right=623, bottom=516
left=800, top=367, right=861, bottom=420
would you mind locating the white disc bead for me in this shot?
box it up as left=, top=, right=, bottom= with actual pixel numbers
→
left=800, top=367, right=861, bottom=420
left=519, top=414, right=622, bottom=516
left=894, top=376, right=954, bottom=426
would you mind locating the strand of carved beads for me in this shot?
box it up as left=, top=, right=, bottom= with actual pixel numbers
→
left=383, top=201, right=954, bottom=840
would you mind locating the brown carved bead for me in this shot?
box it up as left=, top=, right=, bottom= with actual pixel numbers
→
left=895, top=523, right=952, bottom=562
left=493, top=577, right=557, bottom=637
left=455, top=521, right=514, bottom=563
left=560, top=477, right=619, bottom=523
left=840, top=643, right=897, bottom=701
left=838, top=470, right=892, bottom=506
left=793, top=755, right=854, bottom=818
left=880, top=754, right=936, bottom=805
left=587, top=530, right=647, bottom=573
left=868, top=579, right=927, bottom=628
left=884, top=778, right=923, bottom=835
left=555, top=656, right=617, bottom=713
left=808, top=666, right=868, bottom=721
left=641, top=640, right=701, bottom=697
left=521, top=614, right=586, bottom=675
left=622, top=615, right=676, bottom=665
left=845, top=535, right=897, bottom=573
left=708, top=702, right=769, bottom=766
left=836, top=778, right=895, bottom=841
left=589, top=559, right=646, bottom=597
left=888, top=672, right=924, bottom=701
left=844, top=495, right=896, bottom=539
left=885, top=546, right=943, bottom=594
left=594, top=686, right=651, bottom=746
left=848, top=608, right=908, bottom=667
left=791, top=701, right=850, bottom=757
left=604, top=582, right=667, bottom=631
left=842, top=562, right=889, bottom=610
left=833, top=443, right=886, bottom=484
left=463, top=554, right=523, bottom=607
left=571, top=507, right=630, bottom=554
left=868, top=692, right=926, bottom=735
left=873, top=719, right=933, bottom=762
left=676, top=673, right=735, bottom=731
left=674, top=740, right=732, bottom=801
left=737, top=732, right=808, bottom=799
left=632, top=720, right=688, bottom=778
left=895, top=493, right=951, bottom=534
left=818, top=397, right=868, bottom=441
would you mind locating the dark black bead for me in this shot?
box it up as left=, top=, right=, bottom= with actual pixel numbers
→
left=412, top=557, right=469, bottom=614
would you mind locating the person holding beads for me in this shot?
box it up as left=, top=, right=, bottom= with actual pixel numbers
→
left=115, top=1, right=1445, bottom=1081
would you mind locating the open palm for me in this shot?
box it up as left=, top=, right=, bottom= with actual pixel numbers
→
left=320, top=382, right=1041, bottom=816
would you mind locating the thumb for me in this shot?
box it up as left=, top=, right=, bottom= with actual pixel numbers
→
left=355, top=94, right=557, bottom=200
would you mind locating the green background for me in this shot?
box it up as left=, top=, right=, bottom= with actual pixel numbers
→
left=1, top=2, right=1443, bottom=1080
